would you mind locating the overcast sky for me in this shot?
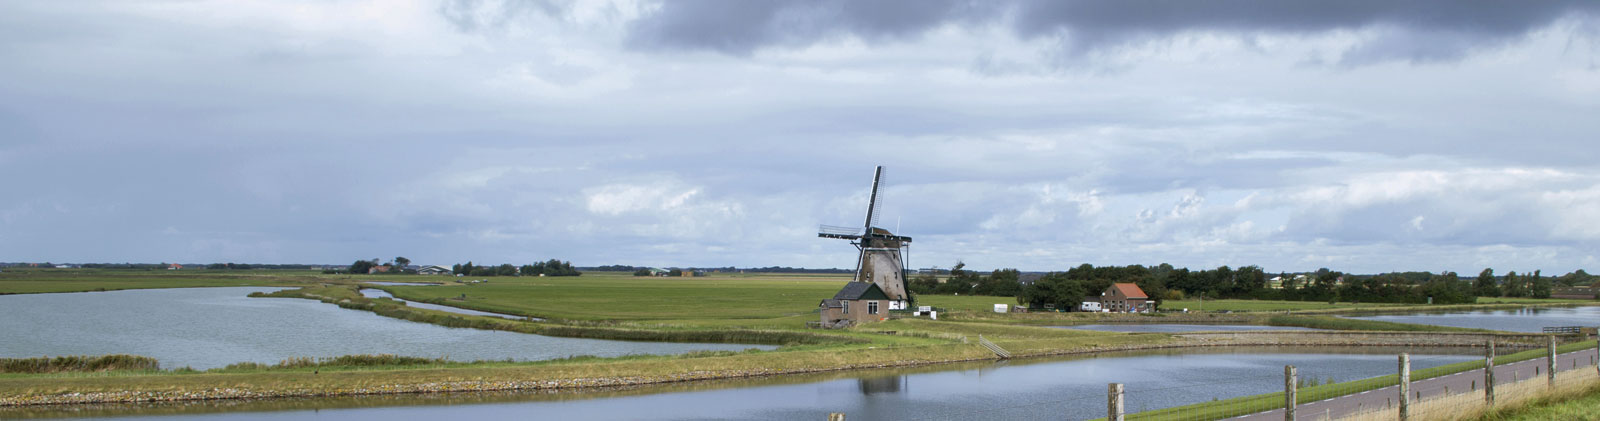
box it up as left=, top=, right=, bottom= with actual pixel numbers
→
left=2, top=1, right=1598, bottom=274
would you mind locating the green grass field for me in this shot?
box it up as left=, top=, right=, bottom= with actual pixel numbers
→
left=375, top=271, right=849, bottom=321
left=0, top=268, right=317, bottom=294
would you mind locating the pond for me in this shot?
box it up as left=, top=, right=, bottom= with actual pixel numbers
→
left=358, top=288, right=538, bottom=321
left=1343, top=306, right=1600, bottom=332
left=8, top=346, right=1479, bottom=420
left=1052, top=324, right=1320, bottom=333
left=0, top=287, right=772, bottom=370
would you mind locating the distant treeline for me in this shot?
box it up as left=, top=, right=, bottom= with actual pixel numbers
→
left=452, top=260, right=580, bottom=277
left=913, top=262, right=1595, bottom=310
left=583, top=265, right=852, bottom=274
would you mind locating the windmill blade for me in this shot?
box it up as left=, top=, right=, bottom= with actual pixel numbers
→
left=863, top=166, right=883, bottom=231
left=818, top=224, right=862, bottom=239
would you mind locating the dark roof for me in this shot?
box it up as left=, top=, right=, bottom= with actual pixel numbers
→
left=820, top=299, right=844, bottom=308
left=833, top=282, right=891, bottom=301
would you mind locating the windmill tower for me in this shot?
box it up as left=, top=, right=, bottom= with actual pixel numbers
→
left=819, top=166, right=913, bottom=310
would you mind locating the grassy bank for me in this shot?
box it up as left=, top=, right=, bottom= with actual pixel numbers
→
left=1265, top=315, right=1492, bottom=332
left=0, top=268, right=317, bottom=294
left=252, top=284, right=865, bottom=346
left=1, top=356, right=160, bottom=374
left=1119, top=341, right=1600, bottom=420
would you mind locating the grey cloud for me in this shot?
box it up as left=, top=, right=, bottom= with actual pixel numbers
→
left=627, top=0, right=1598, bottom=63
left=625, top=0, right=992, bottom=54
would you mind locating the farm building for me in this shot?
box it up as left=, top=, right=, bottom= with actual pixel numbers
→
left=417, top=265, right=451, bottom=275
left=1100, top=283, right=1152, bottom=313
left=818, top=282, right=891, bottom=329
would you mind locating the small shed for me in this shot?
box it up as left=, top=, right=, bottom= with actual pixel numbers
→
left=819, top=282, right=891, bottom=329
left=1102, top=283, right=1151, bottom=313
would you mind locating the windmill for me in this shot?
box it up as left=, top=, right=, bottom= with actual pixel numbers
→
left=819, top=166, right=913, bottom=310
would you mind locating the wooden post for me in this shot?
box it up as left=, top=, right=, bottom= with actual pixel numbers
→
left=1399, top=353, right=1410, bottom=421
left=1486, top=341, right=1496, bottom=407
left=1548, top=336, right=1557, bottom=388
left=827, top=413, right=846, bottom=421
left=1108, top=383, right=1124, bottom=421
left=1285, top=365, right=1297, bottom=421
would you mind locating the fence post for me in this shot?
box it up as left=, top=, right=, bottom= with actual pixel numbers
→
left=827, top=413, right=845, bottom=421
left=1548, top=335, right=1557, bottom=388
left=1285, top=365, right=1297, bottom=421
left=1108, top=383, right=1124, bottom=421
left=1398, top=353, right=1410, bottom=421
left=1485, top=341, right=1496, bottom=407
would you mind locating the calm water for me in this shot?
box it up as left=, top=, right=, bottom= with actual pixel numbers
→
left=1054, top=324, right=1320, bottom=333
left=358, top=288, right=538, bottom=321
left=0, top=287, right=770, bottom=369
left=13, top=346, right=1477, bottom=420
left=1345, top=306, right=1600, bottom=332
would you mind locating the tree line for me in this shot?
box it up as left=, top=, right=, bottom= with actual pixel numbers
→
left=452, top=259, right=580, bottom=277
left=909, top=262, right=1590, bottom=311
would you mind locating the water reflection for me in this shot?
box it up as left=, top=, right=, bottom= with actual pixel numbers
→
left=857, top=376, right=904, bottom=395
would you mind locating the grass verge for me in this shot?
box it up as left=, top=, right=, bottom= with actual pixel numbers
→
left=1113, top=341, right=1599, bottom=420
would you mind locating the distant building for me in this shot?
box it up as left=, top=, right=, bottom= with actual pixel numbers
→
left=417, top=265, right=451, bottom=275
left=819, top=282, right=891, bottom=329
left=168, top=263, right=183, bottom=270
left=368, top=265, right=392, bottom=274
left=1101, top=283, right=1151, bottom=313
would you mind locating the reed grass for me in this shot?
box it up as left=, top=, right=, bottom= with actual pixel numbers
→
left=1265, top=314, right=1490, bottom=332
left=0, top=355, right=159, bottom=373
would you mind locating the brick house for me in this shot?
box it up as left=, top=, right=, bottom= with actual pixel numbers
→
left=1101, top=283, right=1151, bottom=313
left=819, top=282, right=891, bottom=328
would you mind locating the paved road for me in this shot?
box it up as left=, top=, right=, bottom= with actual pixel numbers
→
left=1234, top=346, right=1599, bottom=421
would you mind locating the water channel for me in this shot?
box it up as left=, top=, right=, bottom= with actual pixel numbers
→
left=7, top=346, right=1479, bottom=420
left=0, top=287, right=771, bottom=370
left=1344, top=305, right=1600, bottom=332
left=1053, top=324, right=1320, bottom=333
left=357, top=288, right=537, bottom=321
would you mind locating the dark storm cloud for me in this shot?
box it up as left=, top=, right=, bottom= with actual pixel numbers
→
left=627, top=0, right=1599, bottom=62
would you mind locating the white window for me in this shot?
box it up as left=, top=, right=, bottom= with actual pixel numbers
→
left=868, top=301, right=879, bottom=314
left=842, top=301, right=850, bottom=314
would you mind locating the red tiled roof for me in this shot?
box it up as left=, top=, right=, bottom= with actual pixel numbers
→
left=1111, top=283, right=1147, bottom=299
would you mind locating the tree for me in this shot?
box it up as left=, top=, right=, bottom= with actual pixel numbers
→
left=633, top=268, right=652, bottom=277
left=349, top=259, right=375, bottom=274
left=1475, top=268, right=1499, bottom=297
left=972, top=269, right=1022, bottom=297
left=394, top=257, right=410, bottom=269
left=1529, top=269, right=1552, bottom=299
left=1016, top=273, right=1087, bottom=311
left=1503, top=271, right=1525, bottom=297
